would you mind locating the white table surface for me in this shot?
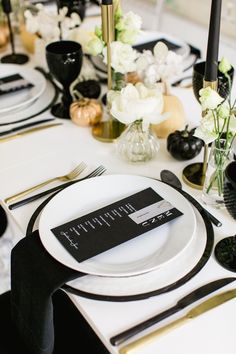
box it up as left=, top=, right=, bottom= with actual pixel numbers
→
left=1, top=8, right=236, bottom=354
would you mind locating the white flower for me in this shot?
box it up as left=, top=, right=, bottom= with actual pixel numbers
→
left=153, top=42, right=168, bottom=64
left=194, top=112, right=218, bottom=144
left=199, top=87, right=224, bottom=111
left=86, top=36, right=104, bottom=56
left=136, top=50, right=155, bottom=72
left=108, top=82, right=166, bottom=131
left=103, top=41, right=138, bottom=74
left=24, top=4, right=81, bottom=43
left=116, top=11, right=142, bottom=45
left=219, top=57, right=232, bottom=74
left=135, top=41, right=183, bottom=85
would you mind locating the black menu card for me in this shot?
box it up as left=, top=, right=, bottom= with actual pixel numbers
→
left=51, top=187, right=183, bottom=263
left=0, top=73, right=33, bottom=96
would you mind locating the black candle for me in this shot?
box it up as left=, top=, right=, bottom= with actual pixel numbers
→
left=204, top=0, right=222, bottom=81
left=2, top=0, right=12, bottom=14
left=102, top=0, right=112, bottom=4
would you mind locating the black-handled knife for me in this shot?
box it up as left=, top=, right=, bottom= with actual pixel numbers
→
left=0, top=118, right=55, bottom=137
left=110, top=277, right=236, bottom=346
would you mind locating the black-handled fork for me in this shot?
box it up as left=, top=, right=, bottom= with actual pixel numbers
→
left=8, top=165, right=106, bottom=210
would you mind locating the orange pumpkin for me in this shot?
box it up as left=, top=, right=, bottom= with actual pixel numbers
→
left=70, top=98, right=103, bottom=127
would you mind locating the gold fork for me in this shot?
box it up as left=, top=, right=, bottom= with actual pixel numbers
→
left=5, top=161, right=87, bottom=204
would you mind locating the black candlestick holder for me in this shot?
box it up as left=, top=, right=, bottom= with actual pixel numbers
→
left=1, top=0, right=29, bottom=64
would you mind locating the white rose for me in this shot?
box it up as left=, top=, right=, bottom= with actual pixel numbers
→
left=86, top=36, right=104, bottom=56
left=103, top=41, right=138, bottom=74
left=199, top=87, right=224, bottom=111
left=109, top=82, right=166, bottom=130
left=116, top=11, right=142, bottom=33
left=116, top=11, right=142, bottom=45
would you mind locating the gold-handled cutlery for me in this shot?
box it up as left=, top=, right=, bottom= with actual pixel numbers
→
left=111, top=277, right=235, bottom=346
left=5, top=162, right=87, bottom=204
left=0, top=123, right=62, bottom=143
left=8, top=165, right=106, bottom=210
left=119, top=288, right=236, bottom=354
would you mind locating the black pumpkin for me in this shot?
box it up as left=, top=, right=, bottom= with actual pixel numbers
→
left=73, top=80, right=101, bottom=99
left=167, top=125, right=204, bottom=160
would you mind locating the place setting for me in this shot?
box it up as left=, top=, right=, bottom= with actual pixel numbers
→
left=1, top=1, right=236, bottom=354
left=18, top=172, right=213, bottom=304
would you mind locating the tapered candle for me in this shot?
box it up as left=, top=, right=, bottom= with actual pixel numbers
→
left=204, top=0, right=222, bottom=82
left=101, top=0, right=114, bottom=90
left=2, top=0, right=12, bottom=14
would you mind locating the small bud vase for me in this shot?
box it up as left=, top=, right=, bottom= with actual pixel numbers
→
left=116, top=119, right=160, bottom=163
left=202, top=139, right=234, bottom=208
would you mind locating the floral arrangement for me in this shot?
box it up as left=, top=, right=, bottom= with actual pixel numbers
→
left=77, top=0, right=141, bottom=76
left=24, top=4, right=81, bottom=43
left=135, top=41, right=183, bottom=88
left=107, top=82, right=167, bottom=131
left=194, top=57, right=236, bottom=201
left=194, top=57, right=236, bottom=146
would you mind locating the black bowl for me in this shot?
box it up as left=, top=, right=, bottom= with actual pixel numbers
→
left=224, top=161, right=236, bottom=220
left=192, top=61, right=234, bottom=102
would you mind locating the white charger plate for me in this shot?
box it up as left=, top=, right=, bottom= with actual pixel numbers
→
left=38, top=174, right=196, bottom=277
left=0, top=78, right=55, bottom=125
left=67, top=204, right=206, bottom=296
left=0, top=64, right=46, bottom=115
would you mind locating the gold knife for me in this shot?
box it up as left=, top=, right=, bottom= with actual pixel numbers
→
left=0, top=123, right=63, bottom=143
left=119, top=288, right=236, bottom=354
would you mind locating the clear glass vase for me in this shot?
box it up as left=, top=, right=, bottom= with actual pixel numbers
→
left=202, top=139, right=234, bottom=208
left=116, top=119, right=160, bottom=163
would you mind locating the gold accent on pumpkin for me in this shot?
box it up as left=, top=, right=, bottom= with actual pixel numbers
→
left=70, top=98, right=103, bottom=127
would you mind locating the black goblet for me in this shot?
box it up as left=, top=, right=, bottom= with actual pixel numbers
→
left=182, top=61, right=234, bottom=189
left=192, top=61, right=234, bottom=103
left=46, top=40, right=83, bottom=119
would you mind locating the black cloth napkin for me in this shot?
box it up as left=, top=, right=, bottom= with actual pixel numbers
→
left=11, top=230, right=85, bottom=354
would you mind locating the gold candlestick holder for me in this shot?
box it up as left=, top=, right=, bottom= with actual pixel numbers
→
left=92, top=1, right=125, bottom=142
left=182, top=79, right=218, bottom=189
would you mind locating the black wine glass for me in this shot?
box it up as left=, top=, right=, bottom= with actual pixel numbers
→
left=192, top=61, right=234, bottom=103
left=46, top=40, right=83, bottom=119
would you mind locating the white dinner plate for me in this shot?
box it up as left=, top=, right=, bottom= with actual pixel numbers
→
left=0, top=64, right=46, bottom=115
left=39, top=175, right=196, bottom=277
left=0, top=77, right=55, bottom=125
left=67, top=204, right=206, bottom=296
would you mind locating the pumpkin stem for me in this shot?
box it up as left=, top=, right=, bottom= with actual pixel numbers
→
left=181, top=125, right=189, bottom=138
